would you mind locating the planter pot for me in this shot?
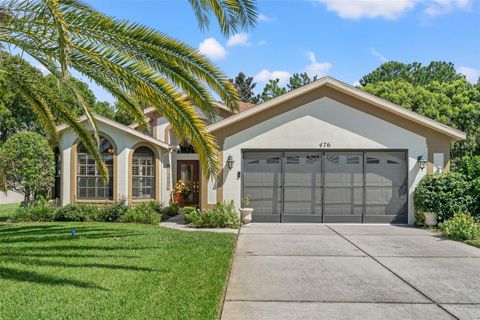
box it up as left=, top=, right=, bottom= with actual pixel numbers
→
left=423, top=211, right=437, bottom=227
left=173, top=193, right=184, bottom=203
left=239, top=208, right=254, bottom=225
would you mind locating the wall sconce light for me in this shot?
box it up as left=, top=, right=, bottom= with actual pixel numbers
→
left=417, top=155, right=427, bottom=170
left=227, top=155, right=235, bottom=169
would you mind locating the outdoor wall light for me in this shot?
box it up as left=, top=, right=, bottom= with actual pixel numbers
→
left=227, top=155, right=235, bottom=169
left=417, top=155, right=427, bottom=170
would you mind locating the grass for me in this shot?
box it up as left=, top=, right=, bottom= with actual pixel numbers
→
left=0, top=222, right=236, bottom=320
left=0, top=203, right=19, bottom=220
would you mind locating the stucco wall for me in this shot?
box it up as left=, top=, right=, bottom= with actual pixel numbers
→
left=0, top=190, right=23, bottom=204
left=221, top=97, right=429, bottom=224
left=59, top=121, right=168, bottom=205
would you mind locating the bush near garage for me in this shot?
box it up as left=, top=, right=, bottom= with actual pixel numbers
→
left=414, top=172, right=472, bottom=222
left=438, top=213, right=480, bottom=241
left=452, top=156, right=480, bottom=218
left=184, top=201, right=240, bottom=229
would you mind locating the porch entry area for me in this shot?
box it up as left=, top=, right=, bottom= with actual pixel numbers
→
left=242, top=150, right=408, bottom=223
left=176, top=160, right=200, bottom=206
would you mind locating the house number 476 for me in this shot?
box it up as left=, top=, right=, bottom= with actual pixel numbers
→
left=319, top=142, right=331, bottom=148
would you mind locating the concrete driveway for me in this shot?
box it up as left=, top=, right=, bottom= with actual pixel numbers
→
left=221, top=224, right=480, bottom=320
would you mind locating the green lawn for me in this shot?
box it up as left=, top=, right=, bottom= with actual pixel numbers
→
left=0, top=222, right=236, bottom=320
left=0, top=203, right=20, bottom=220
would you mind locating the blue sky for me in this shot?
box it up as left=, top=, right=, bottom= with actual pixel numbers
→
left=81, top=0, right=480, bottom=103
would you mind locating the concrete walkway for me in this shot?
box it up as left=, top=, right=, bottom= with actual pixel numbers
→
left=221, top=224, right=480, bottom=320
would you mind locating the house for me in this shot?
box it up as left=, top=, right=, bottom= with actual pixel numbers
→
left=55, top=77, right=466, bottom=224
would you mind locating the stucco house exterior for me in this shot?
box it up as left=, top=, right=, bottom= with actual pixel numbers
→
left=55, top=77, right=466, bottom=224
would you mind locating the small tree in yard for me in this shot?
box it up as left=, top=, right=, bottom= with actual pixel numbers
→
left=0, top=132, right=54, bottom=206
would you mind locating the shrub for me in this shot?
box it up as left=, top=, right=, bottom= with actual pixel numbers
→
left=414, top=172, right=472, bottom=221
left=452, top=156, right=480, bottom=218
left=0, top=132, right=55, bottom=206
left=14, top=197, right=56, bottom=222
left=185, top=201, right=240, bottom=228
left=469, top=178, right=480, bottom=218
left=122, top=202, right=161, bottom=224
left=54, top=203, right=99, bottom=222
left=452, top=156, right=480, bottom=180
left=92, top=198, right=129, bottom=222
left=184, top=207, right=201, bottom=224
left=162, top=202, right=179, bottom=219
left=439, top=213, right=480, bottom=241
left=182, top=206, right=197, bottom=215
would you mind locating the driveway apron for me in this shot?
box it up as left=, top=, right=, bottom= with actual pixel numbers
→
left=221, top=224, right=480, bottom=320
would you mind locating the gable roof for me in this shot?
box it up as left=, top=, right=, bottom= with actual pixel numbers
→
left=207, top=76, right=466, bottom=141
left=56, top=114, right=170, bottom=149
left=129, top=100, right=256, bottom=129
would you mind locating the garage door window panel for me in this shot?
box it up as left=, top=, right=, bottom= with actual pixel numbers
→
left=365, top=152, right=407, bottom=218
left=243, top=152, right=282, bottom=218
left=284, top=152, right=322, bottom=216
left=324, top=153, right=364, bottom=218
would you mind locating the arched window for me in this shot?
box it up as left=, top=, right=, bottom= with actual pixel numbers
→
left=77, top=137, right=114, bottom=200
left=132, top=146, right=155, bottom=199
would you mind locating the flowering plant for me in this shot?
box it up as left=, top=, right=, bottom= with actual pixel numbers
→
left=173, top=180, right=186, bottom=195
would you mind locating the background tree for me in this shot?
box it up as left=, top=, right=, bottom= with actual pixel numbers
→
left=361, top=61, right=480, bottom=158
left=0, top=52, right=121, bottom=144
left=0, top=0, right=257, bottom=179
left=0, top=132, right=55, bottom=206
left=260, top=79, right=286, bottom=102
left=360, top=61, right=463, bottom=86
left=229, top=72, right=259, bottom=104
left=287, top=72, right=317, bottom=91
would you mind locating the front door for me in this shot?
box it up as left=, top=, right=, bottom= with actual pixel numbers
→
left=177, top=160, right=200, bottom=206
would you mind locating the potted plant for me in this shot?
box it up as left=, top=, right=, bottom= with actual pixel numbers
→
left=414, top=176, right=438, bottom=227
left=239, top=196, right=253, bottom=224
left=172, top=180, right=186, bottom=203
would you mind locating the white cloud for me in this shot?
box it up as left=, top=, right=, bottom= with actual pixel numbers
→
left=353, top=80, right=361, bottom=87
left=314, top=0, right=416, bottom=20
left=254, top=69, right=291, bottom=85
left=258, top=13, right=275, bottom=22
left=369, top=48, right=388, bottom=62
left=424, top=0, right=472, bottom=17
left=257, top=40, right=267, bottom=46
left=198, top=38, right=227, bottom=60
left=226, top=33, right=251, bottom=47
left=314, top=0, right=472, bottom=20
left=304, top=52, right=332, bottom=77
left=458, top=66, right=479, bottom=83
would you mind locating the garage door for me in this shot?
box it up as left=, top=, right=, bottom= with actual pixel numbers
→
left=242, top=150, right=407, bottom=223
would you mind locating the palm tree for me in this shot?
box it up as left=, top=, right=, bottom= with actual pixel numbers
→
left=0, top=0, right=257, bottom=178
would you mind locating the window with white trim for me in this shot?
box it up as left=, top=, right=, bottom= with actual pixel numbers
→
left=77, top=137, right=114, bottom=200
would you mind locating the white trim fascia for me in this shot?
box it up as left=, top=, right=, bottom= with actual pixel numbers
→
left=56, top=114, right=171, bottom=149
left=207, top=76, right=466, bottom=141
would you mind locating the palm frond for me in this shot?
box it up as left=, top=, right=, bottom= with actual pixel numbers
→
left=0, top=0, right=257, bottom=178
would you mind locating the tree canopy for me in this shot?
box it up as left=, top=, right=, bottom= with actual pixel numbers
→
left=0, top=131, right=55, bottom=205
left=229, top=72, right=259, bottom=104
left=0, top=53, right=122, bottom=144
left=359, top=61, right=464, bottom=87
left=361, top=62, right=480, bottom=158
